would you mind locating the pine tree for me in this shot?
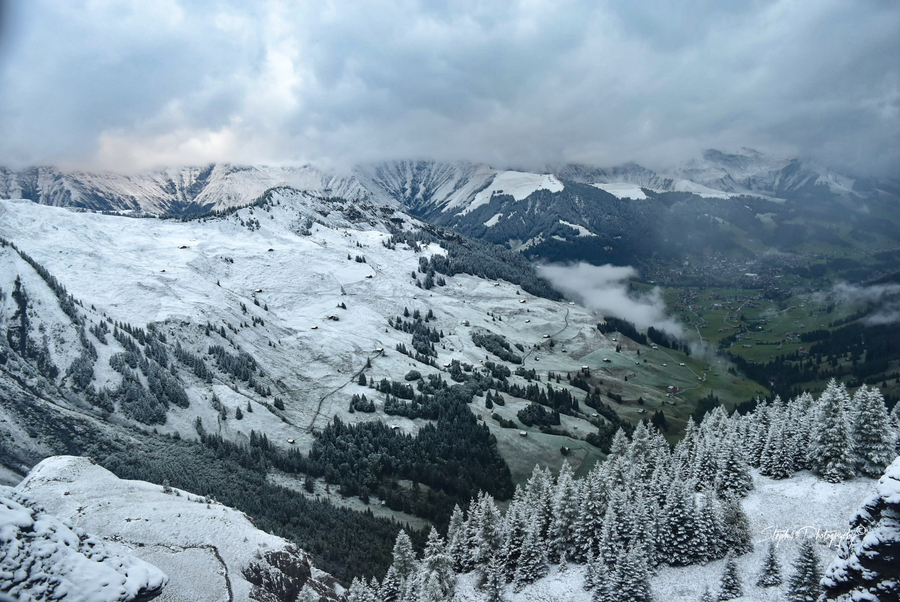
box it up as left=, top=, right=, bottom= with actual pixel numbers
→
left=852, top=387, right=895, bottom=477
left=809, top=379, right=856, bottom=483
left=416, top=527, right=455, bottom=602
left=513, top=516, right=548, bottom=591
left=392, top=530, right=418, bottom=579
left=548, top=461, right=580, bottom=564
left=718, top=555, right=742, bottom=600
left=613, top=547, right=653, bottom=602
left=379, top=566, right=402, bottom=602
left=500, top=491, right=528, bottom=578
left=446, top=504, right=468, bottom=572
left=756, top=541, right=782, bottom=587
left=785, top=539, right=822, bottom=602
left=698, top=587, right=715, bottom=602
left=821, top=457, right=900, bottom=601
left=348, top=577, right=376, bottom=602
left=721, top=498, right=753, bottom=556
left=660, top=480, right=697, bottom=565
left=484, top=554, right=505, bottom=602
left=591, top=560, right=616, bottom=602
left=715, top=429, right=753, bottom=498
left=583, top=548, right=597, bottom=591
left=694, top=490, right=724, bottom=564
left=468, top=492, right=502, bottom=570
left=574, top=467, right=607, bottom=562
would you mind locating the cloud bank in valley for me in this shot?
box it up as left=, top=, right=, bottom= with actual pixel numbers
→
left=833, top=282, right=900, bottom=326
left=0, top=1, right=898, bottom=175
left=537, top=262, right=683, bottom=336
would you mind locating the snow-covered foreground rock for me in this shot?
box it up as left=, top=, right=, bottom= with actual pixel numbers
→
left=451, top=470, right=876, bottom=602
left=1, top=484, right=167, bottom=602
left=15, top=456, right=345, bottom=602
left=822, top=456, right=900, bottom=600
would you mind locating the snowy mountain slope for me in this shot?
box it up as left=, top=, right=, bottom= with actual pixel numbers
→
left=1, top=483, right=167, bottom=602
left=0, top=193, right=630, bottom=476
left=351, top=160, right=496, bottom=215
left=0, top=164, right=372, bottom=214
left=15, top=456, right=345, bottom=602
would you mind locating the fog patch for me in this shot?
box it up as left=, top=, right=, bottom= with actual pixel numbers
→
left=538, top=262, right=683, bottom=337
left=833, top=282, right=900, bottom=325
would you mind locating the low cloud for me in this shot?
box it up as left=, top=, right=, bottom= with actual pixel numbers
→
left=833, top=282, right=900, bottom=326
left=537, top=262, right=683, bottom=336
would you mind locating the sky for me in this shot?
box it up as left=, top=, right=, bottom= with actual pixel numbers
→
left=0, top=0, right=898, bottom=176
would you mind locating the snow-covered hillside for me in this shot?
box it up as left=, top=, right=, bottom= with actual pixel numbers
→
left=1, top=482, right=168, bottom=602
left=0, top=192, right=633, bottom=476
left=15, top=456, right=345, bottom=602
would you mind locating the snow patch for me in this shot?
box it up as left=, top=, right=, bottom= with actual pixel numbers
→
left=463, top=171, right=564, bottom=215
left=591, top=182, right=648, bottom=200
left=484, top=213, right=503, bottom=227
left=558, top=220, right=596, bottom=237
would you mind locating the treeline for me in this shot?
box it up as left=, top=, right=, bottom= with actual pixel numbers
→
left=471, top=331, right=522, bottom=364
left=729, top=317, right=900, bottom=400
left=386, top=226, right=562, bottom=301
left=597, top=317, right=647, bottom=345
left=307, top=384, right=514, bottom=527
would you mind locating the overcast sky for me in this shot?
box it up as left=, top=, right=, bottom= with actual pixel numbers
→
left=0, top=0, right=897, bottom=176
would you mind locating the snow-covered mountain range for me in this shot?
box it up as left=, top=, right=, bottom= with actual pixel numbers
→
left=3, top=149, right=895, bottom=218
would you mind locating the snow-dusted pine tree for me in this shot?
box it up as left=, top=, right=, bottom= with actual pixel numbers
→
left=484, top=554, right=505, bottom=602
left=379, top=566, right=402, bottom=602
left=467, top=492, right=502, bottom=570
left=390, top=530, right=418, bottom=581
left=583, top=548, right=597, bottom=591
left=348, top=577, right=376, bottom=602
left=694, top=490, right=724, bottom=564
left=720, top=498, right=753, bottom=556
left=756, top=541, right=782, bottom=587
left=512, top=517, right=548, bottom=591
left=415, top=527, right=455, bottom=602
left=785, top=539, right=822, bottom=602
left=548, top=461, right=580, bottom=564
left=717, top=554, right=742, bottom=600
left=446, top=504, right=468, bottom=572
left=698, top=586, right=715, bottom=602
left=851, top=386, right=895, bottom=477
left=760, top=420, right=794, bottom=479
left=660, top=479, right=697, bottom=566
left=715, top=428, right=753, bottom=498
left=809, top=379, right=856, bottom=483
left=591, top=560, right=616, bottom=602
left=613, top=547, right=654, bottom=602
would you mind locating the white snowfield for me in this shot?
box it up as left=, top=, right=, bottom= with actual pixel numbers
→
left=1, top=480, right=167, bottom=602
left=463, top=171, right=564, bottom=215
left=16, top=456, right=343, bottom=602
left=591, top=182, right=649, bottom=200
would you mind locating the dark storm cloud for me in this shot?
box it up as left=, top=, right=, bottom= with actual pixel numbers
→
left=0, top=0, right=897, bottom=175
